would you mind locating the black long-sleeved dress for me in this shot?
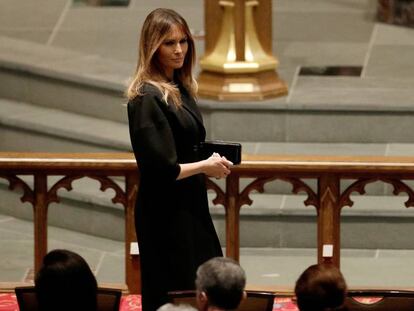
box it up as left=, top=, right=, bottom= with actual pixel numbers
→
left=127, top=83, right=222, bottom=311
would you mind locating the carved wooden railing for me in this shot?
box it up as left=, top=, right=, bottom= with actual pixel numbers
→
left=2, top=152, right=414, bottom=293
left=0, top=152, right=140, bottom=293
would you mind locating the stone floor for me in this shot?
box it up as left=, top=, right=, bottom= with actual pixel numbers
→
left=2, top=212, right=414, bottom=290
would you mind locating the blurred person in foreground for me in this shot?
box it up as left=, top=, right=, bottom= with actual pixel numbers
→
left=295, top=264, right=347, bottom=311
left=157, top=303, right=197, bottom=311
left=35, top=249, right=98, bottom=311
left=195, top=257, right=246, bottom=311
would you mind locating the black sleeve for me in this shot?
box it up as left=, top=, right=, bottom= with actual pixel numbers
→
left=127, top=92, right=181, bottom=182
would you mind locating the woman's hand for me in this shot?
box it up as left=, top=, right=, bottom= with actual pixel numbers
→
left=177, top=153, right=233, bottom=180
left=203, top=153, right=233, bottom=179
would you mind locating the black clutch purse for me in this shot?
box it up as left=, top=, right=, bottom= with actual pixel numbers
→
left=199, top=140, right=242, bottom=165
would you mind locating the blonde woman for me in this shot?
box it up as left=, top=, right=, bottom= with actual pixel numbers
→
left=127, top=8, right=232, bottom=311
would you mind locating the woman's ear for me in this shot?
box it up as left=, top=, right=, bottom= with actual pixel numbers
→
left=242, top=291, right=247, bottom=301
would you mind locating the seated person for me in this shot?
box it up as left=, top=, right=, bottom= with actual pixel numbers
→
left=294, top=264, right=347, bottom=311
left=157, top=303, right=197, bottom=311
left=195, top=257, right=246, bottom=311
left=35, top=249, right=98, bottom=311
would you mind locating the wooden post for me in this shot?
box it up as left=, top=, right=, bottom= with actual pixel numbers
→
left=198, top=0, right=288, bottom=100
left=318, top=174, right=341, bottom=267
left=225, top=175, right=240, bottom=261
left=125, top=173, right=140, bottom=294
left=33, top=174, right=48, bottom=274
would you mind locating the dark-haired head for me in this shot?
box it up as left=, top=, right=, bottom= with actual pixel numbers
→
left=295, top=264, right=347, bottom=311
left=35, top=249, right=98, bottom=311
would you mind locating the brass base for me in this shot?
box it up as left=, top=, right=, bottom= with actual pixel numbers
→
left=197, top=70, right=288, bottom=101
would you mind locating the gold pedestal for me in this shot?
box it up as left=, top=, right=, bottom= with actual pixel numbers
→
left=198, top=70, right=288, bottom=101
left=198, top=0, right=288, bottom=101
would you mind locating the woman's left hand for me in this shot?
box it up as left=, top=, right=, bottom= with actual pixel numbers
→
left=203, top=153, right=232, bottom=179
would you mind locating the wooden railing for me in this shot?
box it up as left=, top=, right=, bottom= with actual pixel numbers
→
left=1, top=152, right=414, bottom=293
left=0, top=153, right=140, bottom=293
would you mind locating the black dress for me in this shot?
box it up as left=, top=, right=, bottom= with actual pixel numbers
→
left=127, top=83, right=223, bottom=311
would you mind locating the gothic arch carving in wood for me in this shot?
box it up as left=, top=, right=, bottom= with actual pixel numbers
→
left=47, top=175, right=128, bottom=207
left=0, top=174, right=34, bottom=205
left=239, top=176, right=318, bottom=209
left=46, top=175, right=85, bottom=206
left=339, top=177, right=414, bottom=208
left=205, top=178, right=226, bottom=206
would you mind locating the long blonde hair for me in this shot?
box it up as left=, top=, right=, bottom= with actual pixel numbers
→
left=126, top=8, right=197, bottom=107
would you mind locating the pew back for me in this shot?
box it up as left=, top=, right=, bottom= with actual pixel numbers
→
left=15, top=286, right=122, bottom=311
left=168, top=289, right=275, bottom=311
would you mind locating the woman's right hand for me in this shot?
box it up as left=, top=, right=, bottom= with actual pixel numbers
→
left=203, top=153, right=233, bottom=179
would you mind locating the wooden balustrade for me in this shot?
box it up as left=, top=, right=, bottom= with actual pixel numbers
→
left=1, top=152, right=414, bottom=293
left=0, top=152, right=140, bottom=293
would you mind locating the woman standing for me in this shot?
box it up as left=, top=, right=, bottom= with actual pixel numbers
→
left=126, top=8, right=232, bottom=311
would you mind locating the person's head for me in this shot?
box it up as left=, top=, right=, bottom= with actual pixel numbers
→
left=195, top=257, right=246, bottom=311
left=157, top=303, right=197, bottom=311
left=127, top=8, right=197, bottom=105
left=294, top=264, right=347, bottom=311
left=35, top=249, right=98, bottom=311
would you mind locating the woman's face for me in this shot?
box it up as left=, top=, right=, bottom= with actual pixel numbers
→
left=156, top=24, right=188, bottom=79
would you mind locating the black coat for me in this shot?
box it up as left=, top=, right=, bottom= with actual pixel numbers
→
left=127, top=83, right=222, bottom=311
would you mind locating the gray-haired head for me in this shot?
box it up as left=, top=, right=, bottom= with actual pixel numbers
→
left=195, top=257, right=246, bottom=310
left=156, top=303, right=197, bottom=311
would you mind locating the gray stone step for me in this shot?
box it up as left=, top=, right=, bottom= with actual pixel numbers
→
left=0, top=36, right=129, bottom=123
left=213, top=192, right=414, bottom=249
left=0, top=98, right=130, bottom=152
left=2, top=36, right=414, bottom=143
